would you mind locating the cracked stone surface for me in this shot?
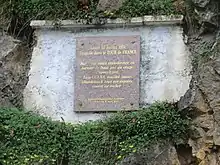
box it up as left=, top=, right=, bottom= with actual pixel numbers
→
left=178, top=0, right=220, bottom=163
left=0, top=34, right=31, bottom=108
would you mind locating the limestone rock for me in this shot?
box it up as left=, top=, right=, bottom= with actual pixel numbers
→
left=179, top=0, right=220, bottom=162
left=189, top=0, right=220, bottom=34
left=97, top=0, right=125, bottom=11
left=178, top=0, right=220, bottom=159
left=0, top=34, right=31, bottom=108
left=178, top=86, right=210, bottom=114
left=178, top=42, right=220, bottom=163
left=192, top=0, right=210, bottom=8
left=121, top=143, right=180, bottom=165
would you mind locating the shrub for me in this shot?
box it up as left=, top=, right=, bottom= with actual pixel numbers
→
left=116, top=0, right=178, bottom=18
left=0, top=0, right=181, bottom=24
left=0, top=102, right=189, bottom=165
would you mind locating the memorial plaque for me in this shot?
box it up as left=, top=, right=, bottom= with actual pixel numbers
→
left=74, top=36, right=140, bottom=112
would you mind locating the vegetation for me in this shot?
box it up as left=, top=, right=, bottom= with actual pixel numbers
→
left=0, top=1, right=187, bottom=164
left=0, top=102, right=189, bottom=165
left=0, top=0, right=181, bottom=25
left=0, top=0, right=183, bottom=39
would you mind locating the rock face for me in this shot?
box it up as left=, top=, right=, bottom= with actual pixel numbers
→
left=192, top=0, right=210, bottom=8
left=121, top=143, right=181, bottom=165
left=178, top=0, right=220, bottom=164
left=0, top=34, right=31, bottom=108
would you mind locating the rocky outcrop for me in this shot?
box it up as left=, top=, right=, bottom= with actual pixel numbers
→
left=178, top=0, right=220, bottom=164
left=121, top=142, right=181, bottom=165
left=0, top=34, right=31, bottom=108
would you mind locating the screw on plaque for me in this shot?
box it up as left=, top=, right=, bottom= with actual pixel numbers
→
left=79, top=102, right=83, bottom=107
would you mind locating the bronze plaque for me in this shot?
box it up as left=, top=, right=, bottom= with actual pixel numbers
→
left=74, top=36, right=140, bottom=112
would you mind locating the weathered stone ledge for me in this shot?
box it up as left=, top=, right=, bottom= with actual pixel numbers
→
left=30, top=15, right=183, bottom=29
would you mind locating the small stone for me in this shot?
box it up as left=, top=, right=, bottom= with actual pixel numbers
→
left=13, top=39, right=21, bottom=44
left=198, top=160, right=206, bottom=165
left=97, top=0, right=125, bottom=11
left=196, top=149, right=206, bottom=160
left=192, top=0, right=210, bottom=8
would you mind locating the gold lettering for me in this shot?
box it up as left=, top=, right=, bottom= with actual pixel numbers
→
left=121, top=76, right=132, bottom=79
left=110, top=66, right=117, bottom=70
left=112, top=80, right=119, bottom=84
left=109, top=84, right=122, bottom=88
left=81, top=80, right=103, bottom=84
left=88, top=98, right=124, bottom=102
left=104, top=80, right=113, bottom=84
left=91, top=75, right=105, bottom=79
left=97, top=62, right=107, bottom=65
left=92, top=85, right=104, bottom=88
left=83, top=75, right=92, bottom=80
left=98, top=71, right=119, bottom=75
left=79, top=58, right=135, bottom=89
left=118, top=44, right=126, bottom=49
left=94, top=51, right=102, bottom=55
left=78, top=41, right=138, bottom=98
left=101, top=44, right=118, bottom=50
left=80, top=62, right=87, bottom=66
left=100, top=66, right=109, bottom=70
left=81, top=66, right=94, bottom=70
left=120, top=80, right=133, bottom=84
left=80, top=51, right=94, bottom=56
left=107, top=62, right=130, bottom=65
left=80, top=45, right=136, bottom=56
left=107, top=50, right=117, bottom=55
left=106, top=75, right=120, bottom=79
left=113, top=80, right=133, bottom=84
left=123, top=66, right=133, bottom=70
left=90, top=46, right=100, bottom=50
left=122, top=50, right=137, bottom=55
left=117, top=66, right=123, bottom=69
